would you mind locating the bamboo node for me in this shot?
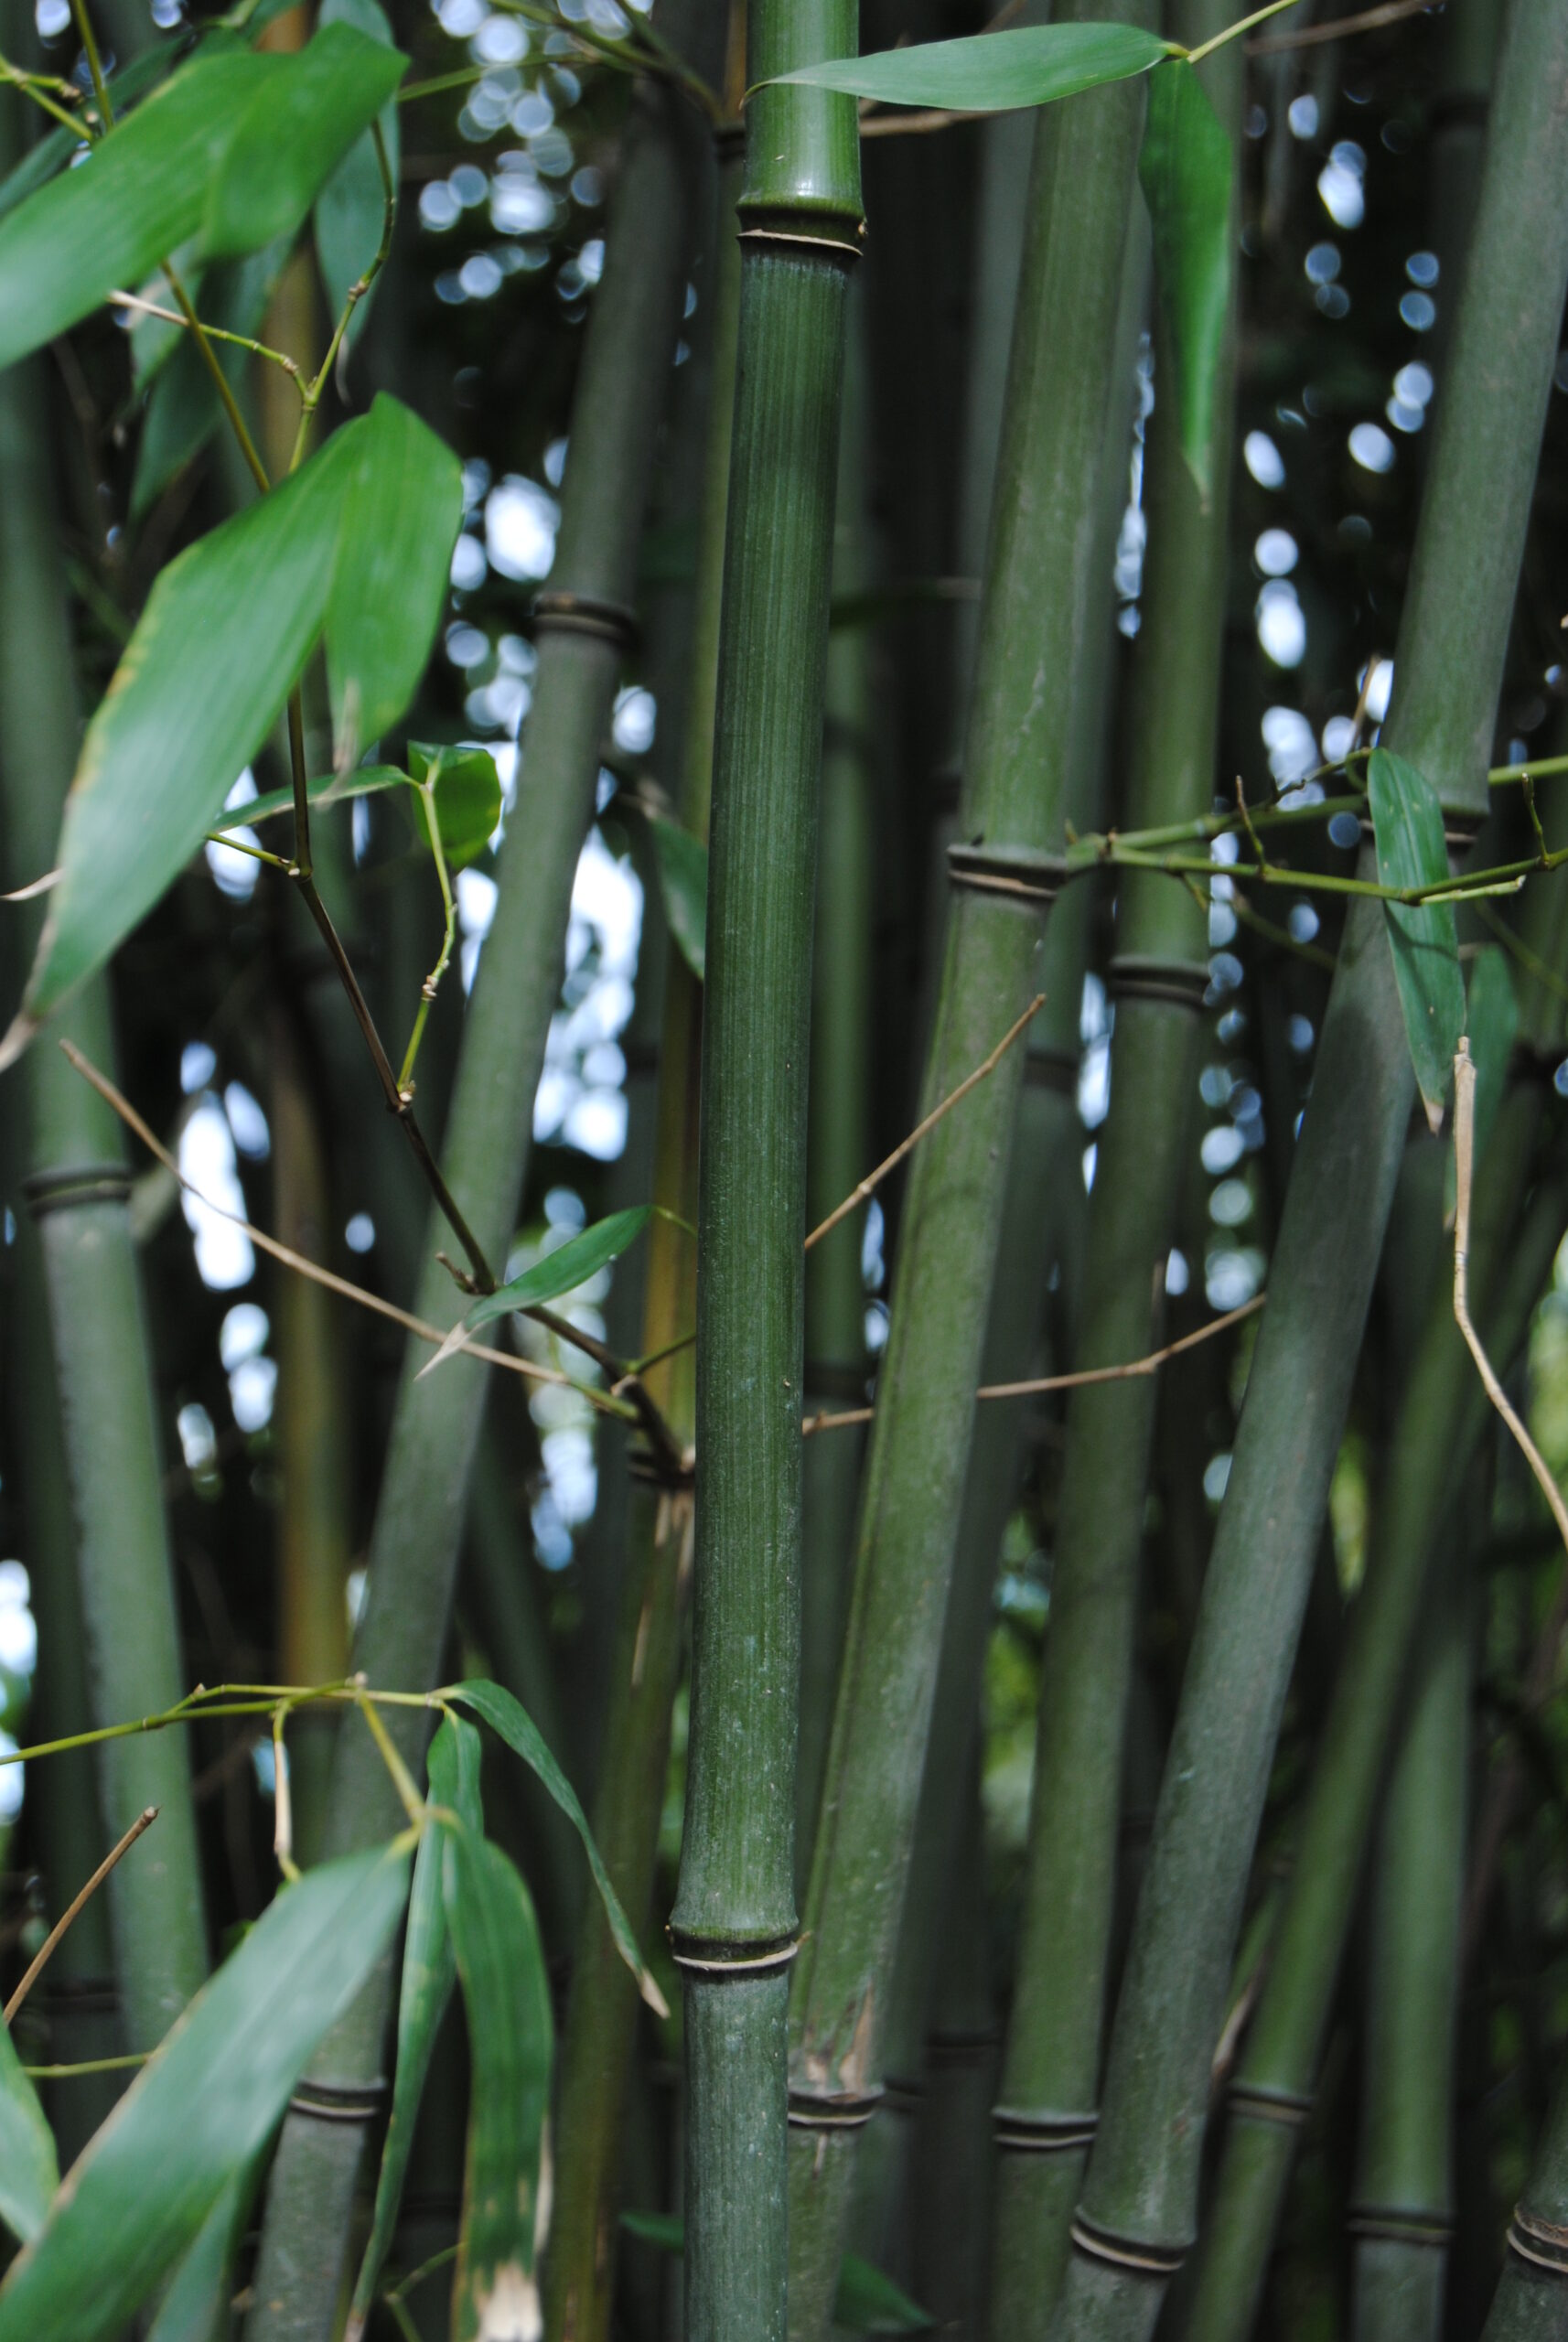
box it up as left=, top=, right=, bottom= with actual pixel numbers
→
left=667, top=1929, right=799, bottom=1978
left=993, top=2106, right=1100, bottom=2154
left=1348, top=2204, right=1455, bottom=2247
left=287, top=2077, right=390, bottom=2125
left=531, top=591, right=640, bottom=651
left=1069, top=2213, right=1188, bottom=2278
left=22, top=1161, right=133, bottom=1216
left=787, top=2085, right=884, bottom=2132
left=947, top=841, right=1067, bottom=905
left=1107, top=956, right=1211, bottom=1012
left=1228, top=2080, right=1314, bottom=2127
left=1509, top=2207, right=1568, bottom=2275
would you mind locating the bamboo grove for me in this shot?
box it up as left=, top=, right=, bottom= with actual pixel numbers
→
left=3, top=0, right=1568, bottom=2336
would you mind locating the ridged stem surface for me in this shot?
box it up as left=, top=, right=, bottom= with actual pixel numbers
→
left=785, top=14, right=1155, bottom=2333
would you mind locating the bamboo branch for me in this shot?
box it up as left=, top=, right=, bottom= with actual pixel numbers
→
left=4, top=1806, right=158, bottom=2022
left=805, top=994, right=1045, bottom=1252
left=59, top=1041, right=635, bottom=1423
left=1250, top=0, right=1444, bottom=55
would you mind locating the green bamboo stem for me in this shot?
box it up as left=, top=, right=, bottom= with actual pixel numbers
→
left=987, top=7, right=1240, bottom=2321
left=669, top=12, right=862, bottom=2336
left=268, top=1001, right=350, bottom=1869
left=244, top=23, right=721, bottom=2331
left=1482, top=2063, right=1568, bottom=2337
left=785, top=16, right=1155, bottom=2334
left=0, top=84, right=207, bottom=2051
left=1348, top=1530, right=1472, bottom=2342
left=1053, top=7, right=1568, bottom=2332
left=543, top=148, right=736, bottom=2316
left=798, top=281, right=875, bottom=1877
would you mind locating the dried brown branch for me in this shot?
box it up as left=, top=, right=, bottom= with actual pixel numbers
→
left=5, top=1806, right=158, bottom=2022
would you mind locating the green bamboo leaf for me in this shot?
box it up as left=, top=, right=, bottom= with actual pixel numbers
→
left=648, top=814, right=707, bottom=981
left=211, top=763, right=410, bottom=833
left=325, top=393, right=463, bottom=763
left=448, top=1679, right=670, bottom=2016
left=0, top=2016, right=56, bottom=2245
left=347, top=1714, right=484, bottom=2342
left=1138, top=59, right=1232, bottom=501
left=200, top=22, right=406, bottom=263
left=619, top=2216, right=932, bottom=2332
left=1443, top=944, right=1518, bottom=1220
left=314, top=0, right=400, bottom=351
left=441, top=1824, right=553, bottom=2342
left=0, top=37, right=240, bottom=231
left=467, top=1206, right=652, bottom=1334
left=407, top=743, right=503, bottom=870
left=0, top=421, right=360, bottom=1063
left=1367, top=747, right=1466, bottom=1134
left=131, top=239, right=292, bottom=521
left=768, top=22, right=1173, bottom=111
left=0, top=51, right=283, bottom=371
left=145, top=2164, right=252, bottom=2342
left=0, top=1845, right=411, bottom=2342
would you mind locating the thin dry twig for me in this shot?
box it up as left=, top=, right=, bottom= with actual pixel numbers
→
left=5, top=1806, right=158, bottom=2022
left=801, top=1291, right=1266, bottom=1437
left=1249, top=0, right=1441, bottom=54
left=1454, top=1037, right=1568, bottom=1957
left=60, top=1042, right=633, bottom=1424
left=805, top=994, right=1045, bottom=1253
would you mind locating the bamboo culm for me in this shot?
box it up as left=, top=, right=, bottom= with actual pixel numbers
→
left=988, top=6, right=1240, bottom=2324
left=786, top=12, right=1156, bottom=2333
left=1349, top=1527, right=1472, bottom=2342
left=669, top=10, right=862, bottom=2335
left=0, top=61, right=208, bottom=2047
left=244, top=25, right=722, bottom=2330
left=543, top=122, right=738, bottom=2342
left=1054, top=8, right=1568, bottom=2335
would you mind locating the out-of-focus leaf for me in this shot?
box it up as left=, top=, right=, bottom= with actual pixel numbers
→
left=0, top=1846, right=411, bottom=2342
left=0, top=422, right=359, bottom=1063
left=0, top=51, right=282, bottom=371
left=314, top=0, right=399, bottom=350
left=832, top=2253, right=934, bottom=2334
left=0, top=38, right=211, bottom=230
left=619, top=2216, right=931, bottom=2333
left=419, top=1205, right=651, bottom=1375
left=442, top=1825, right=553, bottom=2342
left=449, top=1680, right=670, bottom=2016
left=648, top=815, right=707, bottom=981
left=347, top=1715, right=483, bottom=2342
left=1138, top=58, right=1232, bottom=501
left=131, top=239, right=291, bottom=521
left=201, top=22, right=405, bottom=262
left=768, top=22, right=1172, bottom=109
left=407, top=743, right=502, bottom=869
left=1368, top=747, right=1466, bottom=1133
left=0, top=2018, right=56, bottom=2244
left=325, top=392, right=463, bottom=762
left=211, top=763, right=408, bottom=833
left=145, top=2164, right=252, bottom=2342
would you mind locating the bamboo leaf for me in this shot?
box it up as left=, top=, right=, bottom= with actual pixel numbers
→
left=1138, top=59, right=1232, bottom=501
left=200, top=22, right=406, bottom=263
left=407, top=743, right=503, bottom=870
left=441, top=1822, right=553, bottom=2342
left=212, top=763, right=411, bottom=832
left=619, top=2216, right=931, bottom=2332
left=467, top=1206, right=652, bottom=1333
left=0, top=422, right=360, bottom=1062
left=0, top=38, right=234, bottom=230
left=131, top=239, right=292, bottom=521
left=348, top=1714, right=483, bottom=2340
left=0, top=2016, right=56, bottom=2245
left=325, top=393, right=463, bottom=762
left=1367, top=747, right=1466, bottom=1133
left=145, top=2164, right=252, bottom=2342
left=768, top=23, right=1173, bottom=111
left=0, top=51, right=283, bottom=371
left=313, top=0, right=400, bottom=350
left=448, top=1679, right=670, bottom=2016
left=0, top=1845, right=411, bottom=2342
left=1463, top=944, right=1518, bottom=1163
left=648, top=814, right=707, bottom=981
